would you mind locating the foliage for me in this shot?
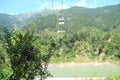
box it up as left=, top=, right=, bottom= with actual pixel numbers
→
left=29, top=4, right=120, bottom=63
left=0, top=40, right=12, bottom=80
left=0, top=4, right=120, bottom=64
left=0, top=4, right=119, bottom=80
left=4, top=28, right=52, bottom=80
left=105, top=75, right=120, bottom=80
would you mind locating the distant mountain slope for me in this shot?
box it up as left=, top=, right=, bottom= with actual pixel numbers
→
left=23, top=4, right=120, bottom=32
left=0, top=9, right=58, bottom=29
left=0, top=14, right=19, bottom=29
left=0, top=4, right=120, bottom=31
left=0, top=12, right=36, bottom=29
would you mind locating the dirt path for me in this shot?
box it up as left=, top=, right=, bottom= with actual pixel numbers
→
left=45, top=77, right=106, bottom=80
left=48, top=62, right=118, bottom=67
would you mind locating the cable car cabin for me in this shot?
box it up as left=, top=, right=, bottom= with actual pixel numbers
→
left=58, top=17, right=64, bottom=25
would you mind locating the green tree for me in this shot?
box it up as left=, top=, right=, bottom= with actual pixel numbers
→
left=0, top=42, right=12, bottom=80
left=4, top=28, right=51, bottom=80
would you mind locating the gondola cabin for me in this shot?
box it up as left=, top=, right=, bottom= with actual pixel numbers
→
left=58, top=17, right=64, bottom=25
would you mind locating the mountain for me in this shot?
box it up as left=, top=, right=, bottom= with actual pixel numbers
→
left=0, top=12, right=38, bottom=29
left=0, top=14, right=18, bottom=29
left=23, top=4, right=120, bottom=32
left=0, top=4, right=120, bottom=63
left=22, top=4, right=120, bottom=61
left=0, top=9, right=57, bottom=29
left=0, top=4, right=120, bottom=31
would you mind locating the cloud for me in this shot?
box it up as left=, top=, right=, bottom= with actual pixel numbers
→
left=36, top=0, right=68, bottom=10
left=88, top=0, right=98, bottom=8
left=72, top=0, right=99, bottom=8
left=91, top=0, right=98, bottom=8
left=9, top=13, right=16, bottom=15
left=73, top=0, right=86, bottom=7
left=41, top=3, right=48, bottom=9
left=94, top=0, right=98, bottom=4
left=35, top=0, right=49, bottom=10
left=53, top=4, right=67, bottom=10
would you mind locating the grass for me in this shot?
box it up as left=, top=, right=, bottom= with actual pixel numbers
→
left=50, top=56, right=75, bottom=63
left=50, top=55, right=120, bottom=64
left=105, top=75, right=120, bottom=80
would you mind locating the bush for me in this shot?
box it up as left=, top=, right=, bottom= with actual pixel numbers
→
left=106, top=75, right=120, bottom=80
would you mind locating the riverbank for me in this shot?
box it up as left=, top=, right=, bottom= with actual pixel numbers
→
left=45, top=77, right=106, bottom=80
left=47, top=62, right=120, bottom=79
left=48, top=62, right=119, bottom=68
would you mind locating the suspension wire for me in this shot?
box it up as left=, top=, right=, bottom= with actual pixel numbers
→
left=51, top=0, right=54, bottom=11
left=61, top=0, right=63, bottom=17
left=41, top=0, right=47, bottom=10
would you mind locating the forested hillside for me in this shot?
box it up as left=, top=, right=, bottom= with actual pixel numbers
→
left=23, top=4, right=120, bottom=32
left=0, top=4, right=120, bottom=63
left=22, top=4, right=120, bottom=62
left=0, top=14, right=19, bottom=29
left=0, top=13, right=36, bottom=29
left=0, top=10, right=57, bottom=29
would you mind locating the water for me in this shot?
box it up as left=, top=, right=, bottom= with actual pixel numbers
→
left=48, top=63, right=120, bottom=77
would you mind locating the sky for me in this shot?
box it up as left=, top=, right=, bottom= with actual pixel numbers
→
left=0, top=0, right=120, bottom=15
